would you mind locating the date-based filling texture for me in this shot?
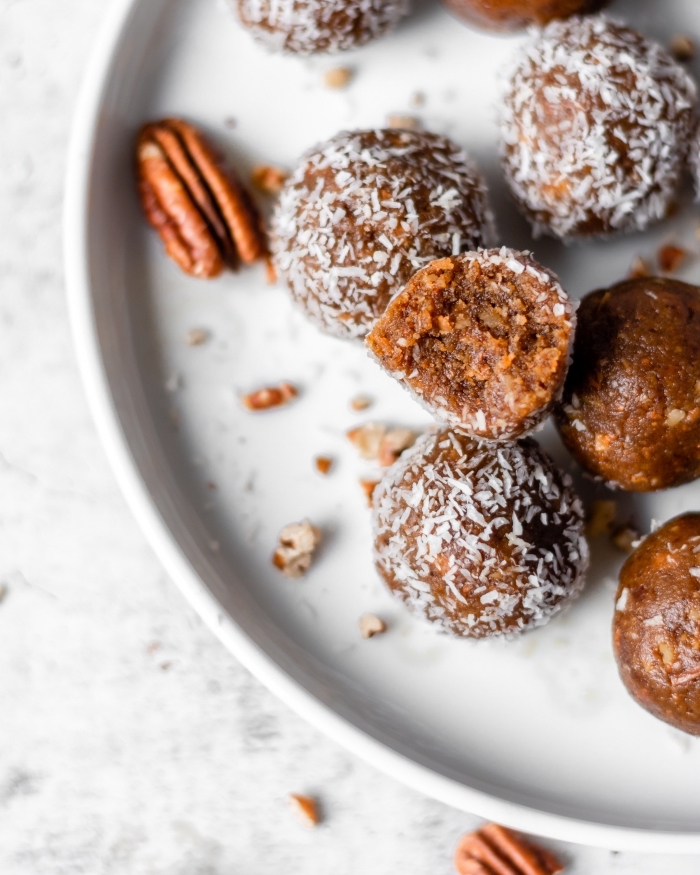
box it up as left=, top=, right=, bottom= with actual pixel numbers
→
left=614, top=514, right=700, bottom=736
left=555, top=277, right=700, bottom=491
left=440, top=0, right=608, bottom=32
left=373, top=429, right=589, bottom=638
left=366, top=248, right=574, bottom=440
left=272, top=129, right=495, bottom=339
left=232, top=0, right=409, bottom=54
left=500, top=15, right=697, bottom=239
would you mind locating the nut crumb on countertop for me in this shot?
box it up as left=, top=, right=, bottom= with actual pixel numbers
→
left=359, top=479, right=379, bottom=507
left=287, top=793, right=320, bottom=827
left=454, top=822, right=563, bottom=875
left=314, top=456, right=333, bottom=475
left=350, top=394, right=372, bottom=411
left=347, top=422, right=386, bottom=460
left=386, top=113, right=421, bottom=130
left=359, top=613, right=386, bottom=638
left=273, top=520, right=321, bottom=578
left=186, top=327, right=210, bottom=346
left=658, top=244, right=687, bottom=274
left=241, top=382, right=298, bottom=411
left=251, top=164, right=289, bottom=195
left=323, top=66, right=353, bottom=89
left=670, top=35, right=695, bottom=62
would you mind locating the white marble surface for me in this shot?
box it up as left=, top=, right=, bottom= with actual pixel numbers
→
left=1, top=0, right=700, bottom=871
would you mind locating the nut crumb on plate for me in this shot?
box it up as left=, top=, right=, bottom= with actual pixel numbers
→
left=628, top=256, right=650, bottom=279
left=347, top=422, right=386, bottom=460
left=287, top=793, right=320, bottom=827
left=359, top=613, right=387, bottom=638
left=658, top=244, right=687, bottom=274
left=323, top=66, right=353, bottom=89
left=359, top=479, right=379, bottom=507
left=251, top=164, right=289, bottom=195
left=670, top=35, right=695, bottom=62
left=350, top=394, right=372, bottom=411
left=0, top=583, right=7, bottom=603
left=186, top=327, right=210, bottom=346
left=410, top=91, right=425, bottom=108
left=272, top=520, right=321, bottom=578
left=314, top=456, right=333, bottom=475
left=378, top=428, right=416, bottom=467
left=386, top=113, right=421, bottom=130
left=586, top=499, right=617, bottom=537
left=241, top=382, right=298, bottom=411
left=612, top=525, right=640, bottom=554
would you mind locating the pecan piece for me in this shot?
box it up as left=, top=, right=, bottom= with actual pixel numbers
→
left=137, top=118, right=267, bottom=278
left=454, top=824, right=563, bottom=875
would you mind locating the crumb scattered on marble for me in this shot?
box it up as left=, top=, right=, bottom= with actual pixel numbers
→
left=359, top=479, right=379, bottom=507
left=658, top=244, right=687, bottom=274
left=186, top=327, right=210, bottom=346
left=287, top=793, right=320, bottom=827
left=386, top=113, right=421, bottom=130
left=323, top=66, right=353, bottom=89
left=273, top=520, right=320, bottom=578
left=586, top=500, right=617, bottom=537
left=359, top=613, right=386, bottom=639
left=241, top=382, right=298, bottom=411
left=350, top=394, right=372, bottom=411
left=670, top=34, right=695, bottom=62
left=378, top=428, right=416, bottom=467
left=347, top=422, right=386, bottom=459
left=628, top=255, right=651, bottom=279
left=251, top=164, right=289, bottom=195
left=314, top=456, right=333, bottom=475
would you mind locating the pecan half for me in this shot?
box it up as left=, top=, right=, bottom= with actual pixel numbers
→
left=137, top=118, right=267, bottom=278
left=454, top=824, right=563, bottom=875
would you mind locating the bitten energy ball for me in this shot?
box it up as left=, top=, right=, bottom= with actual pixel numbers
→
left=500, top=16, right=697, bottom=240
left=555, top=277, right=700, bottom=491
left=272, top=129, right=495, bottom=340
left=373, top=429, right=588, bottom=638
left=614, top=514, right=700, bottom=736
left=366, top=248, right=575, bottom=441
left=231, top=0, right=408, bottom=54
left=440, top=0, right=607, bottom=33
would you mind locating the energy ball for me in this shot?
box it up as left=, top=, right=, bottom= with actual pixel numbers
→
left=373, top=428, right=588, bottom=638
left=500, top=16, right=697, bottom=240
left=614, top=514, right=700, bottom=736
left=555, top=277, right=700, bottom=491
left=271, top=129, right=495, bottom=340
left=440, top=0, right=607, bottom=33
left=231, top=0, right=409, bottom=54
left=366, top=248, right=575, bottom=441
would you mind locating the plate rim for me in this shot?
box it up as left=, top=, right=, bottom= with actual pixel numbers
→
left=63, top=0, right=700, bottom=853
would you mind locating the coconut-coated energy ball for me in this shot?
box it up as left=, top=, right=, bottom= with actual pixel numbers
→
left=366, top=248, right=575, bottom=440
left=440, top=0, right=607, bottom=33
left=555, top=277, right=700, bottom=492
left=373, top=428, right=589, bottom=638
left=231, top=0, right=409, bottom=54
left=271, top=129, right=495, bottom=340
left=614, top=514, right=700, bottom=736
left=500, top=15, right=697, bottom=240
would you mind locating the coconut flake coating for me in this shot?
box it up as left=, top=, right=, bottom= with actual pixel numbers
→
left=614, top=514, right=700, bottom=736
left=231, top=0, right=409, bottom=54
left=500, top=15, right=697, bottom=240
left=366, top=248, right=575, bottom=441
left=373, top=428, right=588, bottom=638
left=271, top=129, right=495, bottom=339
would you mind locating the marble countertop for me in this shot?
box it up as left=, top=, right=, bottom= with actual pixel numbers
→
left=0, top=1, right=698, bottom=871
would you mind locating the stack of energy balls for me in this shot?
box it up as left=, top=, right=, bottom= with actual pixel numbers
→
left=165, top=0, right=700, bottom=736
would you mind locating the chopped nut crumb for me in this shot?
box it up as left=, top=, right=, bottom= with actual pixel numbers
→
left=265, top=257, right=278, bottom=284
left=586, top=499, right=617, bottom=537
left=409, top=91, right=425, bottom=108
left=666, top=408, right=686, bottom=427
left=612, top=525, right=640, bottom=554
left=359, top=613, right=387, bottom=639
left=658, top=244, right=687, bottom=274
left=455, top=823, right=563, bottom=875
left=628, top=256, right=651, bottom=279
left=386, top=114, right=421, bottom=130
left=186, top=327, right=210, bottom=346
left=272, top=520, right=321, bottom=578
left=0, top=583, right=7, bottom=603
left=347, top=422, right=386, bottom=460
left=314, top=456, right=333, bottom=475
left=359, top=479, right=379, bottom=507
left=287, top=793, right=320, bottom=827
left=241, top=382, right=298, bottom=411
left=670, top=35, right=695, bottom=62
left=378, top=428, right=416, bottom=467
left=350, top=394, right=372, bottom=411
left=323, top=66, right=353, bottom=89
left=224, top=117, right=237, bottom=129
left=251, top=164, right=289, bottom=195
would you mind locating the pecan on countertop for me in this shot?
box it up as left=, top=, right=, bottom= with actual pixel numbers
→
left=136, top=118, right=267, bottom=278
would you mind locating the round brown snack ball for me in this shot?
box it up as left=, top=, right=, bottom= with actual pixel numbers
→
left=614, top=514, right=700, bottom=736
left=231, top=0, right=409, bottom=54
left=271, top=129, right=495, bottom=340
left=373, top=428, right=588, bottom=639
left=366, top=248, right=575, bottom=441
left=555, top=277, right=700, bottom=492
left=500, top=16, right=697, bottom=240
left=440, top=0, right=607, bottom=33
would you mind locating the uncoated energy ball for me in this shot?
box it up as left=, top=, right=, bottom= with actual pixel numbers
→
left=231, top=0, right=409, bottom=55
left=271, top=129, right=495, bottom=340
left=373, top=428, right=589, bottom=638
left=500, top=15, right=697, bottom=240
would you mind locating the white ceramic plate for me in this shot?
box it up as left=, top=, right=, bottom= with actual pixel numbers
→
left=65, top=0, right=700, bottom=852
